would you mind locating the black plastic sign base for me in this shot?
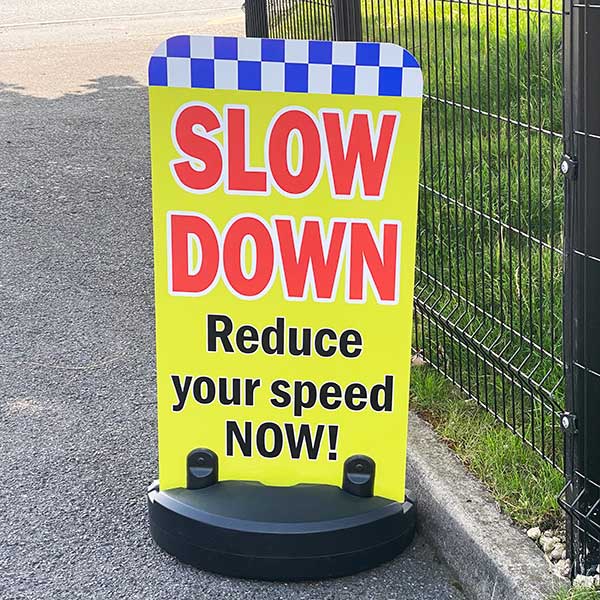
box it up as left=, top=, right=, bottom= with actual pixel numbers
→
left=147, top=480, right=416, bottom=580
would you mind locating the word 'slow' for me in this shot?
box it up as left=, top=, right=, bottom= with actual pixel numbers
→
left=169, top=212, right=402, bottom=304
left=171, top=103, right=400, bottom=200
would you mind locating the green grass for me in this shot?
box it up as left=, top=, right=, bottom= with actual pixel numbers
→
left=364, top=0, right=565, bottom=467
left=550, top=589, right=600, bottom=600
left=271, top=0, right=566, bottom=470
left=411, top=365, right=564, bottom=529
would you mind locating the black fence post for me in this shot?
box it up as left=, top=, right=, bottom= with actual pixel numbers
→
left=562, top=0, right=600, bottom=576
left=332, top=0, right=363, bottom=41
left=245, top=0, right=269, bottom=38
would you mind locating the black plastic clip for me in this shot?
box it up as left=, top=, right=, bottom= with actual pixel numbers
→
left=187, top=448, right=219, bottom=489
left=342, top=454, right=375, bottom=498
left=560, top=412, right=577, bottom=435
left=560, top=155, right=578, bottom=180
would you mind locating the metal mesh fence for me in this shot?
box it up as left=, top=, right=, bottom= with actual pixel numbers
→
left=265, top=1, right=335, bottom=39
left=368, top=0, right=565, bottom=474
left=262, top=0, right=565, bottom=472
left=249, top=0, right=600, bottom=576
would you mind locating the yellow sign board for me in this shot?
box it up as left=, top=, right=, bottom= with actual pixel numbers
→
left=148, top=36, right=423, bottom=502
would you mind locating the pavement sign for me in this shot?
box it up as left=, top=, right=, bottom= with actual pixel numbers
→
left=147, top=34, right=423, bottom=579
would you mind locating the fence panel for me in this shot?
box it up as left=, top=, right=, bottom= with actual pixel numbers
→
left=247, top=0, right=600, bottom=577
left=363, top=0, right=564, bottom=477
left=260, top=0, right=335, bottom=40
left=256, top=0, right=565, bottom=476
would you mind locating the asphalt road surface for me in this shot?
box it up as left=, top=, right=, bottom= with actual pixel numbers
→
left=0, top=3, right=466, bottom=599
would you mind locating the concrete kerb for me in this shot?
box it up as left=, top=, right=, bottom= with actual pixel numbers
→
left=406, top=412, right=567, bottom=600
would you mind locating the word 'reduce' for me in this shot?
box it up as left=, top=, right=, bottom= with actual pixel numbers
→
left=170, top=103, right=400, bottom=200
left=206, top=314, right=363, bottom=358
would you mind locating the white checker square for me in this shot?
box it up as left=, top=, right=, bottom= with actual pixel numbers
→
left=261, top=62, right=285, bottom=92
left=214, top=59, right=238, bottom=90
left=285, top=39, right=309, bottom=63
left=307, top=64, right=332, bottom=95
left=153, top=40, right=167, bottom=57
left=355, top=65, right=379, bottom=96
left=167, top=57, right=191, bottom=87
left=332, top=42, right=356, bottom=65
left=190, top=36, right=214, bottom=59
left=379, top=43, right=404, bottom=67
left=401, top=68, right=424, bottom=97
left=238, top=37, right=262, bottom=61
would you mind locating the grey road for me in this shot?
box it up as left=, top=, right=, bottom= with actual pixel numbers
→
left=0, top=3, right=466, bottom=599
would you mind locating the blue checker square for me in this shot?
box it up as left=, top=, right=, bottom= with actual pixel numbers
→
left=403, top=49, right=420, bottom=68
left=308, top=40, right=332, bottom=64
left=214, top=36, right=238, bottom=59
left=262, top=39, right=285, bottom=62
left=166, top=35, right=190, bottom=58
left=238, top=61, right=262, bottom=90
left=379, top=67, right=403, bottom=96
left=356, top=42, right=380, bottom=66
left=332, top=65, right=355, bottom=94
left=285, top=63, right=309, bottom=92
left=149, top=57, right=168, bottom=86
left=191, top=58, right=215, bottom=88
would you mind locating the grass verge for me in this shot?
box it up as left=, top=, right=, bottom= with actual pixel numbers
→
left=550, top=589, right=600, bottom=599
left=410, top=365, right=563, bottom=530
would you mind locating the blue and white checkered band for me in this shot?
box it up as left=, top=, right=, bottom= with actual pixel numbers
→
left=148, top=36, right=423, bottom=98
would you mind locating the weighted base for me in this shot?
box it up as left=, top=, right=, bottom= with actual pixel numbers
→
left=147, top=480, right=416, bottom=580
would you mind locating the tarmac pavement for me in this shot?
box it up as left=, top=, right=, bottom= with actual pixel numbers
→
left=0, top=3, right=466, bottom=598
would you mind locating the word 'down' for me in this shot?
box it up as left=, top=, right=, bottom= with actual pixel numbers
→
left=169, top=213, right=402, bottom=304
